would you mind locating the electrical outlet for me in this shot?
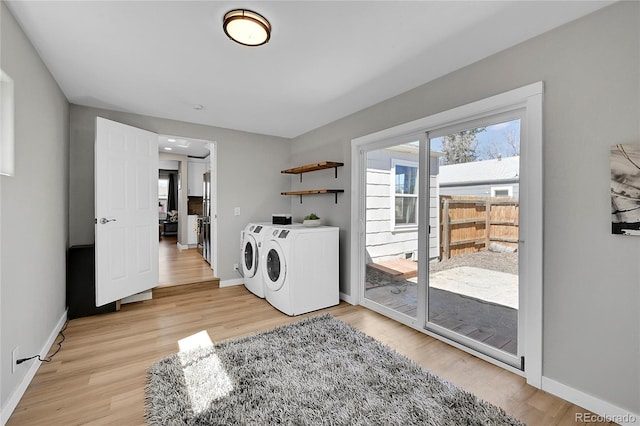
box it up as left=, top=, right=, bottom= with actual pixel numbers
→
left=11, top=346, right=19, bottom=374
left=234, top=207, right=240, bottom=216
left=233, top=263, right=239, bottom=271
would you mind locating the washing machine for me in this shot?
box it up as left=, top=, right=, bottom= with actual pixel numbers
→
left=261, top=225, right=339, bottom=316
left=240, top=222, right=272, bottom=298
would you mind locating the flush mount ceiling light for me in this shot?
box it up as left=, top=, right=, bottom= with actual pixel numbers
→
left=223, top=9, right=271, bottom=47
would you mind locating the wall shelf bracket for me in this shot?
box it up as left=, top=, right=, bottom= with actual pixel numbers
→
left=281, top=189, right=344, bottom=204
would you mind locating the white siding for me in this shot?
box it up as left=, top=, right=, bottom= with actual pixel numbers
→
left=365, top=150, right=439, bottom=264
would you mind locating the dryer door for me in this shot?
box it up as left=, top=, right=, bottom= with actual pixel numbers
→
left=263, top=240, right=286, bottom=291
left=242, top=234, right=259, bottom=278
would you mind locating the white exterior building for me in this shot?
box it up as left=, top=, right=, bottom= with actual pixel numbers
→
left=365, top=144, right=442, bottom=263
left=439, top=156, right=520, bottom=198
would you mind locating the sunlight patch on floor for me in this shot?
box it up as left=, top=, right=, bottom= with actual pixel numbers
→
left=178, top=330, right=213, bottom=352
left=178, top=330, right=233, bottom=414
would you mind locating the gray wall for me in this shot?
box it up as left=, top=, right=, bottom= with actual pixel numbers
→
left=69, top=105, right=292, bottom=282
left=0, top=1, right=69, bottom=412
left=292, top=2, right=639, bottom=415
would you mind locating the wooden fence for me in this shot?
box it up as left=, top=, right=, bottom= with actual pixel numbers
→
left=440, top=195, right=519, bottom=260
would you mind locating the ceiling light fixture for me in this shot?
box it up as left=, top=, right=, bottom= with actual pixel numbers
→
left=223, top=9, right=271, bottom=47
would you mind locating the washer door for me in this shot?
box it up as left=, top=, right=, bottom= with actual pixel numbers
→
left=262, top=240, right=286, bottom=291
left=241, top=234, right=258, bottom=278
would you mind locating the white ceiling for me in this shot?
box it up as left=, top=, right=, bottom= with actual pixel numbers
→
left=158, top=134, right=210, bottom=158
left=6, top=1, right=613, bottom=139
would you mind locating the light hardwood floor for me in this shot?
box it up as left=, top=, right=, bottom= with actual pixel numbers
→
left=8, top=278, right=612, bottom=424
left=158, top=235, right=217, bottom=287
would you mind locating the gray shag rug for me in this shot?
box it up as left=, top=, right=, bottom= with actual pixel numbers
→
left=146, top=314, right=524, bottom=425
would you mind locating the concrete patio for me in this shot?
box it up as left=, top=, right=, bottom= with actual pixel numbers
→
left=365, top=264, right=518, bottom=355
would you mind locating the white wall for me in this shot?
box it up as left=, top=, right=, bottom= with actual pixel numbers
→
left=292, top=1, right=639, bottom=416
left=0, top=1, right=69, bottom=415
left=68, top=105, right=292, bottom=282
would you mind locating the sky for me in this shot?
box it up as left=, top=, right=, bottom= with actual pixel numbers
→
left=430, top=118, right=521, bottom=162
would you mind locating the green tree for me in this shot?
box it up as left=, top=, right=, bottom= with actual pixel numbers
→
left=441, top=128, right=485, bottom=164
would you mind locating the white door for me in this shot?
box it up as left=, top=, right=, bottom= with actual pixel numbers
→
left=95, top=117, right=159, bottom=306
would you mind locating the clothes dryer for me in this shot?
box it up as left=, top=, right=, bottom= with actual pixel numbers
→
left=261, top=225, right=339, bottom=316
left=240, top=223, right=272, bottom=298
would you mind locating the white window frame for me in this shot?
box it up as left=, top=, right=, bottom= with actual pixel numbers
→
left=351, top=81, right=543, bottom=388
left=491, top=186, right=513, bottom=197
left=158, top=176, right=170, bottom=220
left=1, top=70, right=15, bottom=176
left=391, top=158, right=419, bottom=230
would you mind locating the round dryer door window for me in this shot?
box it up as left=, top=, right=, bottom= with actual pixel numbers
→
left=263, top=241, right=286, bottom=291
left=242, top=235, right=258, bottom=278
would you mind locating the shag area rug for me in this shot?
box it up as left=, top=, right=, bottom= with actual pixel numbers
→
left=146, top=314, right=523, bottom=425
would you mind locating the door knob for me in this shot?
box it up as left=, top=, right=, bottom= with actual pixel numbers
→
left=99, top=218, right=117, bottom=224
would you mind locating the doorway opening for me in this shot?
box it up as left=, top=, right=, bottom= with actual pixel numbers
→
left=351, top=82, right=543, bottom=384
left=157, top=135, right=218, bottom=288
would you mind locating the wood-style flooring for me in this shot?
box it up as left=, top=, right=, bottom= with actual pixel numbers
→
left=8, top=283, right=612, bottom=425
left=158, top=235, right=216, bottom=287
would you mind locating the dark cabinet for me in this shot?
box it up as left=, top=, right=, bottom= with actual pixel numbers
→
left=163, top=221, right=178, bottom=236
left=66, top=245, right=117, bottom=319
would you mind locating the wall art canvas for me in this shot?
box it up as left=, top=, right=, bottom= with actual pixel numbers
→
left=611, top=143, right=640, bottom=235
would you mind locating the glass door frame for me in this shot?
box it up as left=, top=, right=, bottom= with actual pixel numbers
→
left=357, top=131, right=427, bottom=328
left=350, top=82, right=543, bottom=386
left=423, top=110, right=525, bottom=369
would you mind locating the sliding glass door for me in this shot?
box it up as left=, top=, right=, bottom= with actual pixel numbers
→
left=353, top=83, right=543, bottom=378
left=361, top=135, right=423, bottom=322
left=358, top=116, right=525, bottom=369
left=426, top=117, right=522, bottom=367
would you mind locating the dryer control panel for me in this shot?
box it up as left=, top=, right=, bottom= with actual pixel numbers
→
left=273, top=229, right=290, bottom=238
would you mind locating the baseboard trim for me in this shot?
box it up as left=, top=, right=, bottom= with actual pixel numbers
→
left=1, top=310, right=68, bottom=425
left=541, top=377, right=639, bottom=425
left=176, top=242, right=197, bottom=251
left=220, top=278, right=243, bottom=287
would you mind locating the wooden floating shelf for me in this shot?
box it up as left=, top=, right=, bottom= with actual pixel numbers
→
left=281, top=161, right=344, bottom=181
left=281, top=161, right=344, bottom=175
left=281, top=189, right=344, bottom=204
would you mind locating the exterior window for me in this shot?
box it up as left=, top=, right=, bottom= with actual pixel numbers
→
left=1, top=70, right=15, bottom=176
left=392, top=160, right=418, bottom=228
left=158, top=177, right=169, bottom=220
left=491, top=186, right=513, bottom=197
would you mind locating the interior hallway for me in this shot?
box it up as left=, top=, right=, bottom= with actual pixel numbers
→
left=158, top=235, right=217, bottom=287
